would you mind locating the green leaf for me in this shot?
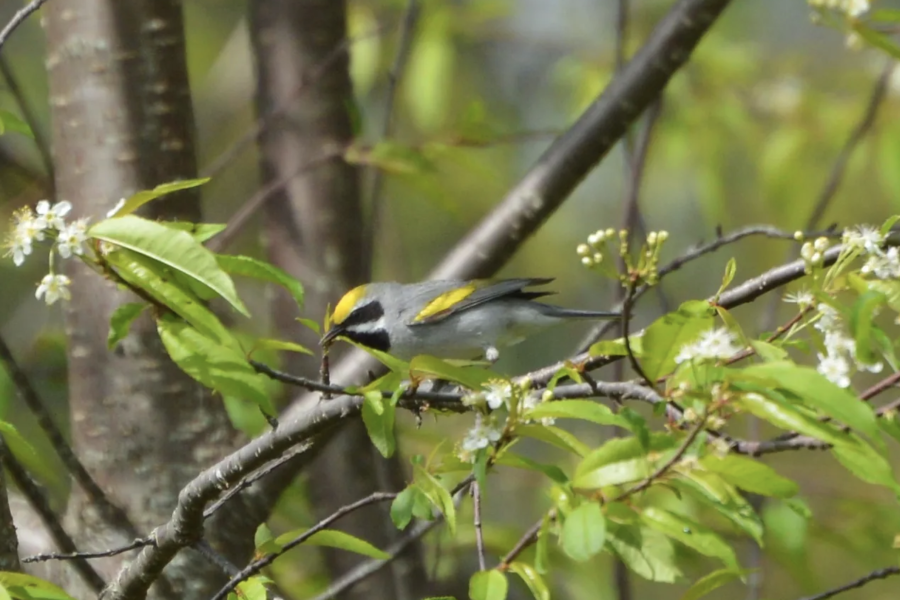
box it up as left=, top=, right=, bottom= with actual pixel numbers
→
left=408, top=355, right=496, bottom=390
left=362, top=391, right=396, bottom=458
left=715, top=258, right=737, bottom=299
left=831, top=436, right=900, bottom=493
left=390, top=486, right=417, bottom=530
left=535, top=513, right=551, bottom=574
left=157, top=315, right=276, bottom=416
left=738, top=362, right=880, bottom=440
left=508, top=562, right=550, bottom=600
left=296, top=317, right=321, bottom=335
left=468, top=570, right=508, bottom=600
left=107, top=302, right=147, bottom=349
left=0, top=421, right=61, bottom=493
left=870, top=8, right=900, bottom=23
left=251, top=338, right=313, bottom=356
left=216, top=254, right=305, bottom=309
left=158, top=221, right=226, bottom=243
left=0, top=109, right=34, bottom=138
left=589, top=335, right=643, bottom=358
left=849, top=290, right=887, bottom=367
left=879, top=409, right=900, bottom=444
left=679, top=568, right=745, bottom=600
left=674, top=472, right=764, bottom=544
left=640, top=303, right=715, bottom=380
left=91, top=215, right=248, bottom=316
left=344, top=339, right=410, bottom=373
left=414, top=465, right=456, bottom=535
left=494, top=452, right=568, bottom=484
left=516, top=424, right=591, bottom=457
left=573, top=434, right=679, bottom=489
left=605, top=522, right=682, bottom=582
left=0, top=573, right=76, bottom=600
left=234, top=577, right=268, bottom=600
left=110, top=178, right=210, bottom=218
left=853, top=23, right=900, bottom=59
left=254, top=523, right=281, bottom=555
left=733, top=383, right=857, bottom=446
left=0, top=582, right=10, bottom=600
left=748, top=339, right=788, bottom=363
left=103, top=248, right=240, bottom=350
left=641, top=506, right=739, bottom=569
left=275, top=529, right=390, bottom=560
left=523, top=400, right=631, bottom=431
left=700, top=454, right=798, bottom=498
left=561, top=502, right=606, bottom=561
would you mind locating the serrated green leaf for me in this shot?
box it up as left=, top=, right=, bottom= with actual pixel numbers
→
left=573, top=434, right=679, bottom=489
left=235, top=577, right=268, bottom=600
left=107, top=302, right=147, bottom=349
left=606, top=522, right=682, bottom=582
left=216, top=254, right=305, bottom=309
left=0, top=109, right=33, bottom=138
left=468, top=570, right=507, bottom=600
left=408, top=355, right=496, bottom=390
left=296, top=317, right=321, bottom=335
left=738, top=362, right=880, bottom=440
left=91, top=215, right=248, bottom=316
left=508, top=562, right=550, bottom=600
left=640, top=304, right=715, bottom=380
left=517, top=424, right=591, bottom=457
left=0, top=573, right=76, bottom=600
left=254, top=523, right=281, bottom=555
left=158, top=221, right=226, bottom=242
left=679, top=568, right=746, bottom=600
left=700, top=454, right=798, bottom=498
left=523, top=400, right=631, bottom=431
left=275, top=529, right=390, bottom=560
left=715, top=258, right=737, bottom=299
left=641, top=507, right=739, bottom=569
left=495, top=452, right=568, bottom=484
left=252, top=338, right=313, bottom=356
left=831, top=436, right=900, bottom=492
left=390, top=486, right=417, bottom=530
left=674, top=472, right=764, bottom=544
left=103, top=248, right=240, bottom=350
left=157, top=315, right=275, bottom=416
left=561, top=502, right=606, bottom=561
left=110, top=178, right=210, bottom=218
left=414, top=465, right=456, bottom=535
left=362, top=391, right=395, bottom=458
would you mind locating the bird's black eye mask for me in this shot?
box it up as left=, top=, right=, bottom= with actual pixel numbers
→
left=342, top=300, right=384, bottom=328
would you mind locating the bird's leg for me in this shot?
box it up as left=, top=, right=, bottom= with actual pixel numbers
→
left=484, top=346, right=500, bottom=364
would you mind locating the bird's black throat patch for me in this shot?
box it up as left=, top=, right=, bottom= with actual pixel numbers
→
left=341, top=300, right=391, bottom=352
left=347, top=329, right=391, bottom=353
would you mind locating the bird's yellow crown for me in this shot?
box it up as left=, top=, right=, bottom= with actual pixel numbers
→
left=332, top=284, right=368, bottom=324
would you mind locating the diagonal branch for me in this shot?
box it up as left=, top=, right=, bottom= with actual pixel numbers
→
left=0, top=0, right=48, bottom=53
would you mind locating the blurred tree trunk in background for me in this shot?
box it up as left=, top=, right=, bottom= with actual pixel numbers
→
left=249, top=1, right=430, bottom=598
left=41, top=1, right=263, bottom=597
left=0, top=466, right=20, bottom=572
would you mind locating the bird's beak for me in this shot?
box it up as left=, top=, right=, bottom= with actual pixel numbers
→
left=320, top=324, right=345, bottom=347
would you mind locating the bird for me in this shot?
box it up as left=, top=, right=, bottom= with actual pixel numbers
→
left=321, top=278, right=620, bottom=362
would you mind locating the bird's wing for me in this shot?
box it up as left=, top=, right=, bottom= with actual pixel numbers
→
left=410, top=278, right=555, bottom=325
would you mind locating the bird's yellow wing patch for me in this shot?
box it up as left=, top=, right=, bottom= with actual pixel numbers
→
left=414, top=284, right=478, bottom=322
left=332, top=285, right=368, bottom=324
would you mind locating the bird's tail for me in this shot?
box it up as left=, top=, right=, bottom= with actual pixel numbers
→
left=540, top=305, right=620, bottom=320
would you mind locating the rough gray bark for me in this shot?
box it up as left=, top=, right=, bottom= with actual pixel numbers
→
left=248, top=1, right=429, bottom=599
left=43, top=0, right=261, bottom=597
left=0, top=465, right=21, bottom=572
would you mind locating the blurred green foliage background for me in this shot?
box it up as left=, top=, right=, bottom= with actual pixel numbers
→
left=1, top=0, right=899, bottom=598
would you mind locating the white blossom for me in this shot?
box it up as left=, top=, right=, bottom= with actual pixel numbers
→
left=814, top=303, right=842, bottom=334
left=35, top=274, right=72, bottom=305
left=817, top=353, right=851, bottom=388
left=56, top=218, right=90, bottom=259
left=675, top=327, right=742, bottom=364
left=4, top=208, right=44, bottom=266
left=784, top=289, right=814, bottom=309
left=459, top=418, right=503, bottom=461
left=34, top=200, right=72, bottom=231
left=842, top=224, right=883, bottom=255
left=483, top=380, right=512, bottom=411
left=861, top=247, right=900, bottom=280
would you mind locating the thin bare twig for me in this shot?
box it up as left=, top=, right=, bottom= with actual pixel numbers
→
left=0, top=0, right=48, bottom=53
left=795, top=565, right=900, bottom=600
left=0, top=334, right=140, bottom=538
left=498, top=511, right=553, bottom=569
left=210, top=492, right=397, bottom=600
left=0, top=437, right=105, bottom=591
left=193, top=540, right=240, bottom=577
left=472, top=482, right=486, bottom=571
left=22, top=538, right=152, bottom=564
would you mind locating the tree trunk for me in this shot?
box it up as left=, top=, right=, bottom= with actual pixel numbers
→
left=43, top=1, right=260, bottom=597
left=248, top=1, right=429, bottom=598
